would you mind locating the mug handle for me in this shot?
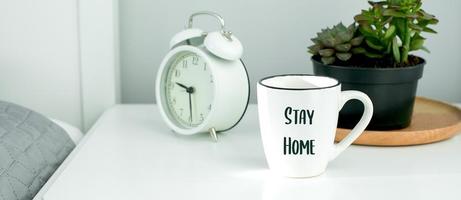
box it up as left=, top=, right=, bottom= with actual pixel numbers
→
left=329, top=90, right=373, bottom=161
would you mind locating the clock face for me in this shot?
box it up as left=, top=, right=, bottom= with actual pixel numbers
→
left=163, top=51, right=214, bottom=128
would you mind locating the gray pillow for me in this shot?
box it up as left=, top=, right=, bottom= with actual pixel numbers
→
left=0, top=101, right=75, bottom=200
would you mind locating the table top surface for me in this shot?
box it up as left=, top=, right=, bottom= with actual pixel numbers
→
left=41, top=104, right=461, bottom=200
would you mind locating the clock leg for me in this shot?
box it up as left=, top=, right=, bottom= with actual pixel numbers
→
left=209, top=127, right=218, bottom=142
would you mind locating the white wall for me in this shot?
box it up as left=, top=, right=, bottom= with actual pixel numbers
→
left=0, top=0, right=120, bottom=130
left=119, top=0, right=461, bottom=103
left=79, top=0, right=121, bottom=130
left=0, top=0, right=82, bottom=127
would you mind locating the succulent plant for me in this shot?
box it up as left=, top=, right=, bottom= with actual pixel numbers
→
left=355, top=0, right=438, bottom=63
left=308, top=23, right=364, bottom=65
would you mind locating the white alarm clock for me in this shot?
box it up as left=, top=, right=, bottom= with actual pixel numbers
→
left=155, top=11, right=250, bottom=141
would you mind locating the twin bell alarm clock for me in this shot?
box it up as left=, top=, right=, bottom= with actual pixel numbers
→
left=155, top=11, right=250, bottom=141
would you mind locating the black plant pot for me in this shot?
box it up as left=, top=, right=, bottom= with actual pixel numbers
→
left=312, top=56, right=425, bottom=130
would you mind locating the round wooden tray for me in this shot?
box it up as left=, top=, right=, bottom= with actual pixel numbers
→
left=335, top=97, right=461, bottom=146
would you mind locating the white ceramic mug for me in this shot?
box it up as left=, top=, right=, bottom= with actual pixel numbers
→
left=257, top=74, right=373, bottom=177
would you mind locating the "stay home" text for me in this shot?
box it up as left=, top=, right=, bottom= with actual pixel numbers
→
left=283, top=137, right=315, bottom=155
left=284, top=107, right=314, bottom=125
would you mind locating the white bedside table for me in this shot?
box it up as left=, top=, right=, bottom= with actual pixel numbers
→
left=39, top=104, right=461, bottom=200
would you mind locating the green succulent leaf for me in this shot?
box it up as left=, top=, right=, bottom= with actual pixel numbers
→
left=336, top=32, right=352, bottom=44
left=308, top=44, right=322, bottom=54
left=336, top=53, right=352, bottom=61
left=321, top=36, right=337, bottom=47
left=383, top=8, right=407, bottom=18
left=335, top=23, right=348, bottom=31
left=410, top=33, right=425, bottom=51
left=364, top=51, right=384, bottom=58
left=408, top=23, right=423, bottom=31
left=351, top=47, right=366, bottom=54
left=418, top=10, right=437, bottom=20
left=385, top=42, right=392, bottom=54
left=354, top=14, right=372, bottom=22
left=417, top=20, right=429, bottom=27
left=335, top=43, right=352, bottom=52
left=384, top=25, right=396, bottom=40
left=357, top=9, right=374, bottom=19
left=427, top=18, right=439, bottom=25
left=373, top=4, right=382, bottom=16
left=392, top=37, right=401, bottom=63
left=422, top=27, right=437, bottom=34
left=319, top=49, right=335, bottom=57
left=366, top=39, right=385, bottom=51
left=406, top=13, right=420, bottom=19
left=350, top=36, right=364, bottom=46
left=321, top=56, right=335, bottom=65
left=393, top=18, right=406, bottom=36
left=382, top=16, right=394, bottom=25
left=358, top=24, right=378, bottom=38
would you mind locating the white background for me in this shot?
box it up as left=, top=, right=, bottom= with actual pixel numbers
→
left=0, top=0, right=82, bottom=127
left=0, top=0, right=119, bottom=130
left=119, top=0, right=461, bottom=103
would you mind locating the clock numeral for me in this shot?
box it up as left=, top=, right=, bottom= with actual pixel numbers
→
left=208, top=104, right=212, bottom=110
left=203, top=63, right=207, bottom=71
left=172, top=98, right=176, bottom=105
left=200, top=113, right=204, bottom=122
left=179, top=108, right=184, bottom=116
left=182, top=60, right=187, bottom=68
left=168, top=82, right=174, bottom=89
left=175, top=69, right=180, bottom=77
left=192, top=56, right=199, bottom=65
left=210, top=75, right=214, bottom=83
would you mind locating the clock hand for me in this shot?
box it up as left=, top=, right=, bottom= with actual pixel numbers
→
left=188, top=92, right=193, bottom=124
left=176, top=82, right=195, bottom=94
left=187, top=86, right=195, bottom=124
left=176, top=82, right=189, bottom=90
